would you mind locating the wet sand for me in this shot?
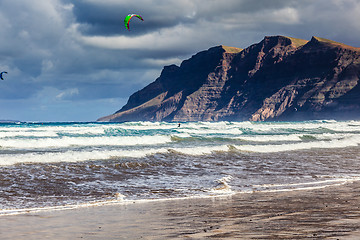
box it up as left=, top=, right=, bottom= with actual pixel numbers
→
left=2, top=181, right=360, bottom=239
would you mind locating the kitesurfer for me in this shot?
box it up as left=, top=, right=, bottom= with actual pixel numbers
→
left=0, top=71, right=7, bottom=80
left=124, top=14, right=144, bottom=30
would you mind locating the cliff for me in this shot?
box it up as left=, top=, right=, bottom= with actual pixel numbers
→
left=98, top=36, right=360, bottom=122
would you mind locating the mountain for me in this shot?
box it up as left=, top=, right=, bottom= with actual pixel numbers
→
left=98, top=36, right=360, bottom=122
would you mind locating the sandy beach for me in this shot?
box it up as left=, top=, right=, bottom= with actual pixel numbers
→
left=1, top=181, right=360, bottom=240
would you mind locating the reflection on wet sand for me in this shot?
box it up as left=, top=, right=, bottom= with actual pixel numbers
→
left=2, top=181, right=360, bottom=239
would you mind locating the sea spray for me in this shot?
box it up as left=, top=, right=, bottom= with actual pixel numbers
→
left=210, top=175, right=234, bottom=194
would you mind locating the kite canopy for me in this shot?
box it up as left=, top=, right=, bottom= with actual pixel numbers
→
left=124, top=14, right=144, bottom=30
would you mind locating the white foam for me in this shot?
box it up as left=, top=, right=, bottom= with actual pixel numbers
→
left=236, top=134, right=303, bottom=142
left=252, top=176, right=360, bottom=193
left=175, top=120, right=360, bottom=138
left=2, top=176, right=358, bottom=217
left=170, top=145, right=230, bottom=155
left=0, top=145, right=231, bottom=165
left=2, top=120, right=360, bottom=163
left=119, top=122, right=176, bottom=130
left=178, top=127, right=243, bottom=135
left=174, top=121, right=244, bottom=135
left=252, top=177, right=360, bottom=188
left=247, top=122, right=324, bottom=133
left=235, top=133, right=356, bottom=143
left=1, top=133, right=359, bottom=165
left=233, top=135, right=360, bottom=153
left=0, top=130, right=59, bottom=138
left=209, top=175, right=234, bottom=194
left=0, top=125, right=110, bottom=139
left=0, top=191, right=237, bottom=216
left=0, top=135, right=171, bottom=149
left=0, top=148, right=168, bottom=165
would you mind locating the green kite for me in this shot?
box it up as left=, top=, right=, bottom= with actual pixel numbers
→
left=124, top=14, right=144, bottom=31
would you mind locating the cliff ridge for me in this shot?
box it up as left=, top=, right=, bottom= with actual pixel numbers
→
left=98, top=36, right=360, bottom=122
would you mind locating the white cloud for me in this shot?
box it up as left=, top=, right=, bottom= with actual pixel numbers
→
left=56, top=88, right=79, bottom=100
left=79, top=23, right=210, bottom=51
left=266, top=7, right=300, bottom=24
left=141, top=57, right=183, bottom=67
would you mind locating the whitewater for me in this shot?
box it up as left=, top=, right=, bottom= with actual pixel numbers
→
left=1, top=120, right=360, bottom=215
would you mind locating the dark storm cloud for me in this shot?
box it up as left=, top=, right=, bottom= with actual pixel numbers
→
left=71, top=0, right=302, bottom=36
left=0, top=0, right=360, bottom=121
left=72, top=0, right=195, bottom=36
left=72, top=1, right=124, bottom=35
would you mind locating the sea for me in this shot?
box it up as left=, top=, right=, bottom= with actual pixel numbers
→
left=1, top=120, right=360, bottom=215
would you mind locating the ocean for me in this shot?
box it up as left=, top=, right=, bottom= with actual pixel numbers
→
left=1, top=120, right=360, bottom=215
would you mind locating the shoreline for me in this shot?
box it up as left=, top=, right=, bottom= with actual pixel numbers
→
left=2, top=181, right=360, bottom=239
left=1, top=176, right=357, bottom=217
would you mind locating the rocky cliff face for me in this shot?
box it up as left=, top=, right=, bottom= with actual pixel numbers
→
left=98, top=36, right=360, bottom=122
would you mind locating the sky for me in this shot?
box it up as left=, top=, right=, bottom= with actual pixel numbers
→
left=0, top=0, right=360, bottom=122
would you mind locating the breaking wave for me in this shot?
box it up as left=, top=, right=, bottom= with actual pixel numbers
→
left=1, top=120, right=360, bottom=214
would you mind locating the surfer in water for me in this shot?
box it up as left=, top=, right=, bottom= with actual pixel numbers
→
left=178, top=123, right=181, bottom=128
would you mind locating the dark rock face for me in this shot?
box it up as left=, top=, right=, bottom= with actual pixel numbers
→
left=98, top=36, right=360, bottom=122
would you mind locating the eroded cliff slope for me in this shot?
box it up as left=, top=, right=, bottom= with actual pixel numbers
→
left=98, top=36, right=360, bottom=122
